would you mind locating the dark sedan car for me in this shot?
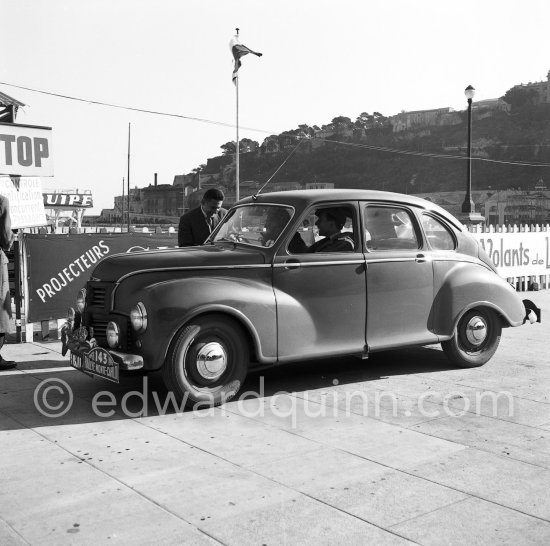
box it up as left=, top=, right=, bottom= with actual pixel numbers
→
left=64, top=190, right=540, bottom=406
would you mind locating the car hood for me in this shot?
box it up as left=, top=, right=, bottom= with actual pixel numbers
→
left=91, top=244, right=267, bottom=282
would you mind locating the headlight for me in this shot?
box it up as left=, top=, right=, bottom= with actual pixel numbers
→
left=76, top=288, right=86, bottom=312
left=106, top=321, right=120, bottom=348
left=130, top=302, right=148, bottom=333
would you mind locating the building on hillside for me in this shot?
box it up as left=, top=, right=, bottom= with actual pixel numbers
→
left=240, top=180, right=260, bottom=198
left=390, top=107, right=461, bottom=133
left=141, top=174, right=181, bottom=222
left=173, top=172, right=204, bottom=213
left=484, top=183, right=550, bottom=225
left=472, top=98, right=511, bottom=114
left=305, top=181, right=335, bottom=190
left=414, top=190, right=494, bottom=221
left=269, top=181, right=303, bottom=192
left=415, top=186, right=550, bottom=226
left=114, top=187, right=142, bottom=222
left=511, top=70, right=550, bottom=104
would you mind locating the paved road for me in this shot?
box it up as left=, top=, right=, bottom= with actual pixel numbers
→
left=1, top=291, right=549, bottom=545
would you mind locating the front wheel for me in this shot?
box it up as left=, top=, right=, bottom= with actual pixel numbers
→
left=441, top=308, right=502, bottom=368
left=162, top=315, right=249, bottom=407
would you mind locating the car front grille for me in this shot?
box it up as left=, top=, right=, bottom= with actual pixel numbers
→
left=91, top=286, right=107, bottom=306
left=87, top=282, right=113, bottom=310
left=84, top=281, right=132, bottom=350
left=90, top=319, right=108, bottom=340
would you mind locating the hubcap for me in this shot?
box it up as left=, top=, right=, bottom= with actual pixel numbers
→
left=465, top=316, right=487, bottom=346
left=195, top=342, right=227, bottom=380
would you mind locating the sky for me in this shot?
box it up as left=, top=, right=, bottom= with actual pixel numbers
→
left=1, top=0, right=550, bottom=214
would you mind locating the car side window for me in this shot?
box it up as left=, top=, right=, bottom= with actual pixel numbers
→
left=289, top=205, right=356, bottom=254
left=364, top=206, right=419, bottom=251
left=420, top=214, right=456, bottom=250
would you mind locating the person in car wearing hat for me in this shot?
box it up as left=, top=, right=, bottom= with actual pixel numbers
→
left=308, top=207, right=354, bottom=253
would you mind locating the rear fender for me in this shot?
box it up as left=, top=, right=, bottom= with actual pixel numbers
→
left=431, top=262, right=525, bottom=337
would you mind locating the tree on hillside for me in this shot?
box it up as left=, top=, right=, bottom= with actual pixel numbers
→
left=372, top=112, right=388, bottom=126
left=332, top=116, right=353, bottom=128
left=240, top=138, right=259, bottom=153
left=220, top=141, right=236, bottom=155
left=298, top=124, right=316, bottom=138
left=220, top=140, right=259, bottom=155
left=355, top=112, right=373, bottom=128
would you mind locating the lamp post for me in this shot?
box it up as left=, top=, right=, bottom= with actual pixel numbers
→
left=462, top=85, right=475, bottom=214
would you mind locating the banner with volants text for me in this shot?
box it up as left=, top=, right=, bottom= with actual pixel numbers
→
left=470, top=230, right=550, bottom=277
left=24, top=233, right=178, bottom=322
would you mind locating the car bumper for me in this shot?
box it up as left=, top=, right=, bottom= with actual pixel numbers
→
left=62, top=324, right=143, bottom=383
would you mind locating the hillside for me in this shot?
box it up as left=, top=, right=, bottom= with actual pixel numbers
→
left=202, top=102, right=550, bottom=194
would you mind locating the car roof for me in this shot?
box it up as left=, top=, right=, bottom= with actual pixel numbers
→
left=238, top=189, right=463, bottom=229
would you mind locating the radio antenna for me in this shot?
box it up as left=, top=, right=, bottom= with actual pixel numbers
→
left=252, top=137, right=305, bottom=200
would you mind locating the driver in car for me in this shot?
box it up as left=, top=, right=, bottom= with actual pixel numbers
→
left=308, top=207, right=354, bottom=253
left=263, top=209, right=307, bottom=253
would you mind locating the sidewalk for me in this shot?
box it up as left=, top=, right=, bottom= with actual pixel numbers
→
left=1, top=292, right=549, bottom=545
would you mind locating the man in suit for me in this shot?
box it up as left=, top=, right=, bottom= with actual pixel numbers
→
left=178, top=188, right=227, bottom=247
left=308, top=207, right=354, bottom=253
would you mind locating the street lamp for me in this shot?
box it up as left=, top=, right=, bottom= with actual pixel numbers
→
left=462, top=85, right=475, bottom=213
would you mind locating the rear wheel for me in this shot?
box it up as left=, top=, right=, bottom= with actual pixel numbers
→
left=441, top=308, right=502, bottom=368
left=162, top=315, right=249, bottom=407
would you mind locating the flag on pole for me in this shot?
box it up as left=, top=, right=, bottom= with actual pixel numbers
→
left=229, top=34, right=262, bottom=85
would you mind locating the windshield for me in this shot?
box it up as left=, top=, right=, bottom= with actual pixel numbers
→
left=212, top=204, right=294, bottom=248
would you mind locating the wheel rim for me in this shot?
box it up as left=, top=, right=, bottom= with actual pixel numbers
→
left=195, top=341, right=228, bottom=380
left=464, top=315, right=488, bottom=346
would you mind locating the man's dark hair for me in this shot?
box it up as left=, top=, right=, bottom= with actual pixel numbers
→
left=321, top=207, right=348, bottom=230
left=203, top=188, right=224, bottom=202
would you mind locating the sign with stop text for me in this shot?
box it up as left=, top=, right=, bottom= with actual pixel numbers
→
left=0, top=122, right=53, bottom=177
left=0, top=175, right=47, bottom=229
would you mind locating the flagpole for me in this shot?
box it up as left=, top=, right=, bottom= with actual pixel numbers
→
left=236, top=76, right=240, bottom=203
left=230, top=27, right=261, bottom=203
left=121, top=176, right=125, bottom=231
left=235, top=27, right=240, bottom=203
left=127, top=122, right=131, bottom=232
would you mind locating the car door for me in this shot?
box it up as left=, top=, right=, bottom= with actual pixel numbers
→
left=362, top=203, right=438, bottom=351
left=272, top=202, right=367, bottom=362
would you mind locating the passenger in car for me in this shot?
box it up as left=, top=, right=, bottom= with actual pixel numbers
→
left=308, top=207, right=354, bottom=253
left=263, top=208, right=307, bottom=253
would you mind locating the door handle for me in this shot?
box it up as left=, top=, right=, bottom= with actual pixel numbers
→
left=284, top=259, right=301, bottom=270
left=415, top=253, right=427, bottom=263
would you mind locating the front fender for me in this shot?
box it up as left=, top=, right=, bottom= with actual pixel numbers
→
left=431, top=261, right=525, bottom=337
left=132, top=275, right=276, bottom=370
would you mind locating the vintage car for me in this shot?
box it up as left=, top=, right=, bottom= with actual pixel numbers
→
left=64, top=189, right=541, bottom=406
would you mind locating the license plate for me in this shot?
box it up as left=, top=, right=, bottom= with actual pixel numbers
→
left=70, top=347, right=119, bottom=383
